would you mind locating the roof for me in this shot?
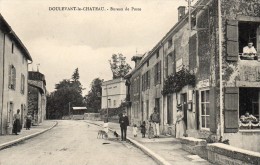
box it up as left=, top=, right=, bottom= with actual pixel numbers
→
left=0, top=14, right=32, bottom=61
left=72, top=107, right=87, bottom=110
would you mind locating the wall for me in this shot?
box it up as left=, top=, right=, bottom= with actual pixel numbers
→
left=1, top=34, right=28, bottom=134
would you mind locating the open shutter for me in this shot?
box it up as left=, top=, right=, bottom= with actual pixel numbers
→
left=196, top=90, right=200, bottom=130
left=226, top=20, right=239, bottom=61
left=13, top=67, right=16, bottom=90
left=8, top=65, right=11, bottom=88
left=224, top=87, right=239, bottom=133
left=159, top=61, right=161, bottom=84
left=209, top=87, right=217, bottom=133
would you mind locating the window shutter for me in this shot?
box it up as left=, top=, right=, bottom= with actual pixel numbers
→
left=173, top=50, right=176, bottom=74
left=159, top=61, right=161, bottom=84
left=13, top=67, right=16, bottom=90
left=226, top=20, right=239, bottom=61
left=209, top=87, right=217, bottom=133
left=154, top=65, right=157, bottom=85
left=8, top=65, right=11, bottom=88
left=224, top=87, right=239, bottom=133
left=148, top=70, right=150, bottom=89
left=195, top=90, right=200, bottom=130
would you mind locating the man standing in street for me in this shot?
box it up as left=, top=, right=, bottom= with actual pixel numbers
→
left=119, top=111, right=129, bottom=141
left=150, top=107, right=160, bottom=138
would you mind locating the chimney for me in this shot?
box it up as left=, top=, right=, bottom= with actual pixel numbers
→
left=131, top=55, right=142, bottom=68
left=178, top=6, right=186, bottom=21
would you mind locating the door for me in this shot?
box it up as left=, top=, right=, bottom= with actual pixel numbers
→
left=167, top=95, right=173, bottom=124
left=155, top=98, right=160, bottom=123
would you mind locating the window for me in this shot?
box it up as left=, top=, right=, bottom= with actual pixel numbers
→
left=11, top=43, right=14, bottom=54
left=142, top=71, right=150, bottom=91
left=114, top=100, right=116, bottom=107
left=8, top=65, right=16, bottom=90
left=133, top=77, right=140, bottom=95
left=191, top=14, right=196, bottom=29
left=156, top=51, right=159, bottom=58
left=7, top=102, right=13, bottom=123
left=108, top=99, right=111, bottom=108
left=200, top=90, right=210, bottom=129
left=146, top=100, right=149, bottom=120
left=147, top=60, right=149, bottom=67
left=168, top=39, right=173, bottom=49
left=154, top=61, right=161, bottom=85
left=226, top=20, right=260, bottom=61
left=21, top=73, right=25, bottom=94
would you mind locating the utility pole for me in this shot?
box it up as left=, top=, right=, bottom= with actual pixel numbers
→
left=106, top=84, right=109, bottom=122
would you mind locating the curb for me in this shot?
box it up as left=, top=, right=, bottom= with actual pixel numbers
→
left=85, top=121, right=171, bottom=165
left=0, top=121, right=58, bottom=150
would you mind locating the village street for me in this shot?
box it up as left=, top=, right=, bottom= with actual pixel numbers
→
left=0, top=120, right=157, bottom=165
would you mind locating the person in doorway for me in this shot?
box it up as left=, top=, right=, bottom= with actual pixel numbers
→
left=119, top=111, right=129, bottom=141
left=242, top=41, right=257, bottom=59
left=12, top=109, right=21, bottom=135
left=150, top=107, right=160, bottom=138
left=175, top=104, right=186, bottom=138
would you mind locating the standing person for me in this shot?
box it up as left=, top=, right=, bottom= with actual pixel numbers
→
left=103, top=118, right=109, bottom=134
left=140, top=121, right=146, bottom=138
left=133, top=124, right=138, bottom=137
left=175, top=104, right=186, bottom=138
left=119, top=111, right=129, bottom=141
left=12, top=109, right=21, bottom=135
left=25, top=114, right=32, bottom=130
left=150, top=107, right=160, bottom=138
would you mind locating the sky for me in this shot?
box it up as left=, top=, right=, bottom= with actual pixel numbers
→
left=0, top=0, right=194, bottom=95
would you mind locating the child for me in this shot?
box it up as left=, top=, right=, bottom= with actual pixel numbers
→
left=140, top=121, right=146, bottom=138
left=133, top=124, right=138, bottom=137
left=103, top=119, right=109, bottom=135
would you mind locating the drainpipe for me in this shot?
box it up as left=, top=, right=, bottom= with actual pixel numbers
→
left=218, top=0, right=224, bottom=137
left=1, top=33, right=6, bottom=135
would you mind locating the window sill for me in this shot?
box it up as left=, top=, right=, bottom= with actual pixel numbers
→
left=239, top=129, right=260, bottom=133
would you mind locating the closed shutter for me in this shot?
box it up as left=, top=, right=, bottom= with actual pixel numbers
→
left=209, top=87, right=217, bottom=133
left=196, top=90, right=200, bottom=130
left=148, top=70, right=150, bottom=89
left=224, top=87, right=239, bottom=133
left=226, top=20, right=239, bottom=61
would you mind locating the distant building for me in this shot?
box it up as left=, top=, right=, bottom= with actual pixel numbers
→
left=72, top=107, right=87, bottom=115
left=101, top=78, right=126, bottom=109
left=0, top=14, right=33, bottom=134
left=28, top=71, right=47, bottom=125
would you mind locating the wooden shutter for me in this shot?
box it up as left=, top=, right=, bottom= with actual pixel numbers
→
left=148, top=70, right=150, bottom=89
left=13, top=67, right=16, bottom=90
left=8, top=65, right=11, bottom=88
left=224, top=87, right=239, bottom=133
left=154, top=65, right=157, bottom=85
left=195, top=90, right=200, bottom=130
left=209, top=87, right=217, bottom=133
left=226, top=20, right=239, bottom=61
left=159, top=61, right=161, bottom=84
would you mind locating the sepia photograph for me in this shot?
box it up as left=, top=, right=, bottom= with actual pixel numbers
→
left=0, top=0, right=260, bottom=164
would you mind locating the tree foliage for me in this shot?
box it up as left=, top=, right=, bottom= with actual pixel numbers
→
left=84, top=78, right=103, bottom=113
left=46, top=68, right=84, bottom=119
left=109, top=53, right=132, bottom=79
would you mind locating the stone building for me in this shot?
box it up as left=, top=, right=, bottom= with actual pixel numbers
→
left=28, top=71, right=47, bottom=125
left=0, top=14, right=33, bottom=134
left=125, top=0, right=260, bottom=152
left=101, top=78, right=126, bottom=109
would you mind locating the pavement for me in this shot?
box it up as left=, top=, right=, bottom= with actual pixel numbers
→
left=0, top=120, right=57, bottom=150
left=85, top=120, right=211, bottom=165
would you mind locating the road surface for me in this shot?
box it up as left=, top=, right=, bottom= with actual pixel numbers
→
left=0, top=120, right=157, bottom=165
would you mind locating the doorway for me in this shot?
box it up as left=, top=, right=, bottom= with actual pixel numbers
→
left=181, top=93, right=188, bottom=127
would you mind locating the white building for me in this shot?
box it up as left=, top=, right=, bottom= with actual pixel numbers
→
left=101, top=78, right=126, bottom=109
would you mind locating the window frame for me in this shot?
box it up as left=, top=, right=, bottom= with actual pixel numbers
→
left=199, top=88, right=210, bottom=130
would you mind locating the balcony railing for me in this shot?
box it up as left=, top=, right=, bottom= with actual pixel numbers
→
left=239, top=121, right=260, bottom=129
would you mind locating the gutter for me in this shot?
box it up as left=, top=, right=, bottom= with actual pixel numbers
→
left=218, top=0, right=224, bottom=137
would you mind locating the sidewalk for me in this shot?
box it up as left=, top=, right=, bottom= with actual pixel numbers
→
left=85, top=120, right=211, bottom=165
left=0, top=120, right=57, bottom=150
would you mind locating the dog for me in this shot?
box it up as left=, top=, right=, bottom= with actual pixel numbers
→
left=113, top=131, right=119, bottom=140
left=97, top=130, right=108, bottom=139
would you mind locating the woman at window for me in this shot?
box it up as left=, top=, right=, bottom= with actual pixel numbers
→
left=240, top=111, right=257, bottom=123
left=242, top=41, right=257, bottom=60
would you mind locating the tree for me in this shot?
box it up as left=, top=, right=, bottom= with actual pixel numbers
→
left=84, top=78, right=103, bottom=113
left=109, top=53, right=132, bottom=79
left=72, top=68, right=80, bottom=82
left=46, top=68, right=84, bottom=119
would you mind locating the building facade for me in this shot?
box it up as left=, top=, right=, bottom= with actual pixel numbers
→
left=101, top=78, right=126, bottom=109
left=28, top=71, right=46, bottom=125
left=0, top=14, right=33, bottom=134
left=126, top=0, right=260, bottom=152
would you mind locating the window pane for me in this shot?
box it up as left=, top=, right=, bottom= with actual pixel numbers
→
left=201, top=116, right=205, bottom=128
left=206, top=103, right=210, bottom=115
left=206, top=90, right=209, bottom=102
left=201, top=103, right=205, bottom=115
left=201, top=91, right=205, bottom=102
left=206, top=116, right=210, bottom=128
